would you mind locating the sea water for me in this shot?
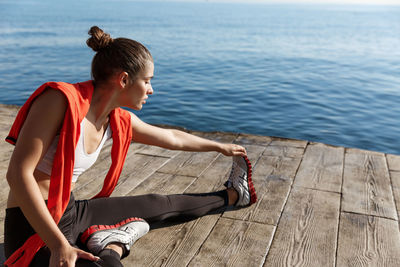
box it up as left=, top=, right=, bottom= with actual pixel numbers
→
left=1, top=0, right=400, bottom=154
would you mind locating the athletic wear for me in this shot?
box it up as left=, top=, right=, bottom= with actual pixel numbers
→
left=36, top=118, right=112, bottom=182
left=4, top=80, right=239, bottom=266
left=4, top=191, right=229, bottom=266
left=225, top=156, right=257, bottom=206
left=81, top=217, right=150, bottom=256
left=5, top=81, right=132, bottom=266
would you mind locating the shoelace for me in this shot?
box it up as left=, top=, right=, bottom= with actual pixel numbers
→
left=230, top=161, right=247, bottom=186
left=122, top=227, right=140, bottom=246
left=226, top=161, right=238, bottom=187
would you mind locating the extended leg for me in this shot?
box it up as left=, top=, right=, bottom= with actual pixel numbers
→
left=74, top=190, right=229, bottom=231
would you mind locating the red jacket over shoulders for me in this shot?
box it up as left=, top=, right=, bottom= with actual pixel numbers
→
left=5, top=81, right=132, bottom=266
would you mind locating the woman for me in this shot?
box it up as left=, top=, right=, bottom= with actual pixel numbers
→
left=4, top=26, right=257, bottom=267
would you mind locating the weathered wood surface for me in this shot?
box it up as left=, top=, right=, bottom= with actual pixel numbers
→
left=1, top=103, right=400, bottom=266
left=264, top=188, right=340, bottom=267
left=294, top=142, right=344, bottom=193
left=342, top=149, right=398, bottom=220
left=337, top=213, right=400, bottom=266
left=390, top=171, right=400, bottom=220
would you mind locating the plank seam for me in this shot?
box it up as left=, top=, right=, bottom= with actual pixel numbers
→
left=221, top=216, right=274, bottom=227
left=341, top=210, right=398, bottom=222
left=335, top=146, right=346, bottom=267
left=121, top=157, right=176, bottom=196
left=135, top=152, right=174, bottom=159
left=181, top=153, right=223, bottom=192
left=259, top=141, right=308, bottom=266
left=185, top=215, right=223, bottom=267
left=291, top=185, right=341, bottom=195
left=385, top=154, right=400, bottom=225
left=156, top=170, right=198, bottom=178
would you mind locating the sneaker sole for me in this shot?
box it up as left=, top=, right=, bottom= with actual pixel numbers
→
left=80, top=217, right=146, bottom=245
left=243, top=155, right=257, bottom=205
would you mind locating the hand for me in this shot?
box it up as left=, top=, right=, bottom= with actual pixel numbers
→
left=50, top=244, right=99, bottom=267
left=219, top=144, right=247, bottom=157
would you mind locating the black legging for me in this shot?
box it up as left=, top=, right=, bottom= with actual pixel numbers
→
left=4, top=191, right=228, bottom=266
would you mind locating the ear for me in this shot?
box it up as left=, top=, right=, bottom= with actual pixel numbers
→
left=117, top=71, right=130, bottom=89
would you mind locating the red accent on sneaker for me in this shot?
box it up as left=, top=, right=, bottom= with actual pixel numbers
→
left=244, top=155, right=257, bottom=204
left=80, top=217, right=145, bottom=244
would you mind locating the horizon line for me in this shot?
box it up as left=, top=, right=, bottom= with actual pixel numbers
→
left=128, top=0, right=400, bottom=6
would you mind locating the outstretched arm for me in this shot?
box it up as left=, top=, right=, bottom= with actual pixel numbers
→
left=130, top=112, right=246, bottom=156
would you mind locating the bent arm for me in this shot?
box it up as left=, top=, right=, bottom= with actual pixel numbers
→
left=6, top=90, right=71, bottom=251
left=130, top=112, right=246, bottom=156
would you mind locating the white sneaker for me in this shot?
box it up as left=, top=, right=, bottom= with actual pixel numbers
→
left=81, top=217, right=150, bottom=256
left=225, top=155, right=257, bottom=206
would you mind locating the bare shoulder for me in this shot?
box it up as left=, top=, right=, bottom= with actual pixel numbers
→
left=17, top=88, right=68, bottom=144
left=27, top=88, right=68, bottom=124
left=33, top=88, right=68, bottom=111
left=9, top=88, right=69, bottom=174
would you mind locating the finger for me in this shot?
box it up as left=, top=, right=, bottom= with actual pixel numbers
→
left=234, top=146, right=246, bottom=155
left=233, top=150, right=246, bottom=156
left=77, top=250, right=100, bottom=262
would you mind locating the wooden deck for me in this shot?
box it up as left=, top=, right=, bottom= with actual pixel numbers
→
left=1, top=103, right=400, bottom=266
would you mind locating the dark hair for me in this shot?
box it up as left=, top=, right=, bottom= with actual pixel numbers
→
left=87, top=26, right=153, bottom=82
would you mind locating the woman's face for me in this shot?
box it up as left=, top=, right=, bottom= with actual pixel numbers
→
left=123, top=61, right=154, bottom=110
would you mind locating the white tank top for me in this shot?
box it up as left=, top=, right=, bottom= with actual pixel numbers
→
left=36, top=118, right=112, bottom=182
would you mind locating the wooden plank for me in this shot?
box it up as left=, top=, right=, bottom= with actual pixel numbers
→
left=157, top=133, right=237, bottom=177
left=0, top=177, right=10, bottom=205
left=0, top=147, right=13, bottom=165
left=74, top=153, right=169, bottom=199
left=235, top=133, right=272, bottom=146
left=134, top=144, right=180, bottom=158
left=0, top=115, right=15, bottom=125
left=390, top=171, right=400, bottom=218
left=263, top=145, right=305, bottom=158
left=126, top=172, right=195, bottom=196
left=342, top=151, right=398, bottom=220
left=0, top=104, right=20, bottom=113
left=0, top=217, right=5, bottom=243
left=191, top=131, right=238, bottom=144
left=223, top=155, right=302, bottom=225
left=156, top=151, right=219, bottom=177
left=124, top=215, right=218, bottom=267
left=245, top=144, right=267, bottom=164
left=0, top=142, right=13, bottom=206
left=269, top=138, right=308, bottom=148
left=347, top=147, right=384, bottom=156
left=337, top=212, right=400, bottom=266
left=264, top=187, right=340, bottom=267
left=188, top=218, right=275, bottom=266
left=113, top=154, right=171, bottom=196
left=294, top=143, right=344, bottom=193
left=387, top=154, right=400, bottom=171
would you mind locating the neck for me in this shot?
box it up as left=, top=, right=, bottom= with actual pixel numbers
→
left=87, top=81, right=119, bottom=129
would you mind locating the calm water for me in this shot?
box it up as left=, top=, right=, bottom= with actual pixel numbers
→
left=1, top=1, right=400, bottom=154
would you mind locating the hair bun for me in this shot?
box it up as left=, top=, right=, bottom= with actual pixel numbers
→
left=87, top=26, right=113, bottom=52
